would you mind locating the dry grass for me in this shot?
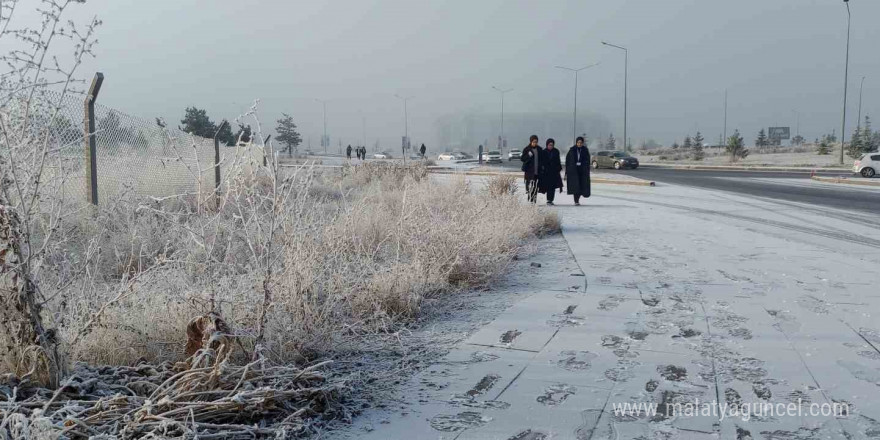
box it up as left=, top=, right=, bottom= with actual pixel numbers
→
left=485, top=174, right=519, bottom=198
left=3, top=161, right=554, bottom=436
left=7, top=163, right=547, bottom=366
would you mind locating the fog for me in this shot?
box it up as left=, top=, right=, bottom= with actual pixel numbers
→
left=21, top=0, right=880, bottom=151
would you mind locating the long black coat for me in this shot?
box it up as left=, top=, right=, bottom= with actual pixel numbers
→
left=539, top=148, right=563, bottom=193
left=520, top=145, right=543, bottom=180
left=565, top=146, right=591, bottom=197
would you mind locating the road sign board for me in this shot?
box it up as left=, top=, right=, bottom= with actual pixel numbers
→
left=768, top=127, right=790, bottom=140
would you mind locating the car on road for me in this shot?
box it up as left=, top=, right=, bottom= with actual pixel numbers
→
left=508, top=150, right=521, bottom=161
left=372, top=152, right=392, bottom=159
left=453, top=151, right=472, bottom=160
left=438, top=152, right=457, bottom=161
left=592, top=151, right=639, bottom=170
left=481, top=150, right=503, bottom=163
left=854, top=153, right=879, bottom=178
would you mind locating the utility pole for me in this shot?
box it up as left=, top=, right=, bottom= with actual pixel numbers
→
left=491, top=86, right=513, bottom=154
left=315, top=98, right=328, bottom=154
left=554, top=63, right=599, bottom=147
left=839, top=0, right=851, bottom=165
left=603, top=41, right=628, bottom=151
left=394, top=94, right=414, bottom=160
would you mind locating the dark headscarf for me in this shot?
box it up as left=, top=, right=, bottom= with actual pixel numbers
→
left=546, top=138, right=555, bottom=147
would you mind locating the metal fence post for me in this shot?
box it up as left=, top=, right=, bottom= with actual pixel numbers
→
left=263, top=135, right=271, bottom=167
left=213, top=120, right=226, bottom=190
left=84, top=72, right=103, bottom=205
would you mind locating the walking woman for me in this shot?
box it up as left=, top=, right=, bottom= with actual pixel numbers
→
left=565, top=136, right=591, bottom=205
left=539, top=138, right=563, bottom=205
left=520, top=135, right=542, bottom=203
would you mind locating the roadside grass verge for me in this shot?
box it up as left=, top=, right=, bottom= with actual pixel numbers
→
left=2, top=161, right=557, bottom=437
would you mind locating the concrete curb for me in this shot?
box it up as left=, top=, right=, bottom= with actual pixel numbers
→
left=427, top=169, right=656, bottom=187
left=639, top=163, right=850, bottom=173
left=811, top=175, right=880, bottom=187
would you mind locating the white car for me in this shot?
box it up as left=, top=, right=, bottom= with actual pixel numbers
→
left=853, top=153, right=879, bottom=178
left=372, top=152, right=391, bottom=159
left=508, top=150, right=521, bottom=161
left=438, top=152, right=457, bottom=161
left=481, top=150, right=502, bottom=163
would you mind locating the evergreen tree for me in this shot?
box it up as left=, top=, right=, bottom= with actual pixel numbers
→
left=863, top=115, right=877, bottom=153
left=726, top=130, right=748, bottom=162
left=179, top=107, right=216, bottom=138
left=693, top=131, right=704, bottom=148
left=671, top=142, right=680, bottom=150
left=683, top=136, right=692, bottom=149
left=692, top=142, right=705, bottom=161
left=607, top=133, right=616, bottom=150
left=275, top=113, right=303, bottom=157
left=215, top=120, right=235, bottom=146
left=791, top=135, right=805, bottom=146
left=816, top=135, right=832, bottom=155
left=234, top=123, right=253, bottom=145
left=755, top=129, right=768, bottom=147
left=847, top=126, right=864, bottom=159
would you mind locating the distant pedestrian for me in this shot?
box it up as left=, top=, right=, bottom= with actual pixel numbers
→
left=420, top=143, right=426, bottom=159
left=346, top=144, right=352, bottom=160
left=520, top=135, right=542, bottom=204
left=539, top=138, right=563, bottom=205
left=361, top=146, right=367, bottom=160
left=565, top=136, right=591, bottom=205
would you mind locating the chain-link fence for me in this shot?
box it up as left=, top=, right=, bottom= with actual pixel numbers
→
left=1, top=86, right=264, bottom=206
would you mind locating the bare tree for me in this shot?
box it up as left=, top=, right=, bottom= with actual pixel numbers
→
left=0, top=0, right=100, bottom=386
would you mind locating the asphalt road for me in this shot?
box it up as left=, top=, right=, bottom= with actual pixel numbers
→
left=490, top=160, right=880, bottom=215
left=620, top=166, right=880, bottom=215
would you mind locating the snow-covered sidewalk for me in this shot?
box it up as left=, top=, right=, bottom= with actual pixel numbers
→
left=340, top=179, right=880, bottom=439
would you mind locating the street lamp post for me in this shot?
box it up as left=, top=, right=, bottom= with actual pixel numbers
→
left=858, top=76, right=866, bottom=129
left=602, top=41, right=628, bottom=151
left=723, top=89, right=728, bottom=146
left=315, top=98, right=328, bottom=154
left=554, top=63, right=599, bottom=148
left=394, top=94, right=413, bottom=160
left=839, top=0, right=851, bottom=165
left=492, top=86, right=513, bottom=154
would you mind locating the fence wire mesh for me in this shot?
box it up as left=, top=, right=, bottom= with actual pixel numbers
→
left=1, top=88, right=264, bottom=205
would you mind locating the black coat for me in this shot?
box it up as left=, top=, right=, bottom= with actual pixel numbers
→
left=520, top=145, right=543, bottom=180
left=565, top=146, right=591, bottom=197
left=539, top=148, right=563, bottom=193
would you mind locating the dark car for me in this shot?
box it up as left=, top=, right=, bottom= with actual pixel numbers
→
left=592, top=151, right=639, bottom=170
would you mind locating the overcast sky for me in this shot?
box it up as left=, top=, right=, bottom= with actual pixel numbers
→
left=19, top=0, right=880, bottom=148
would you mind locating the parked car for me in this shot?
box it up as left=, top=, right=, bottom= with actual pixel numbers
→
left=592, top=151, right=639, bottom=170
left=481, top=150, right=503, bottom=163
left=508, top=150, right=521, bottom=161
left=438, top=152, right=457, bottom=161
left=854, top=153, right=879, bottom=178
left=372, top=152, right=391, bottom=159
left=452, top=152, right=469, bottom=160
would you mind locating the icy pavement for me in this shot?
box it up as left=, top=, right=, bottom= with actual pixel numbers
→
left=338, top=180, right=880, bottom=440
